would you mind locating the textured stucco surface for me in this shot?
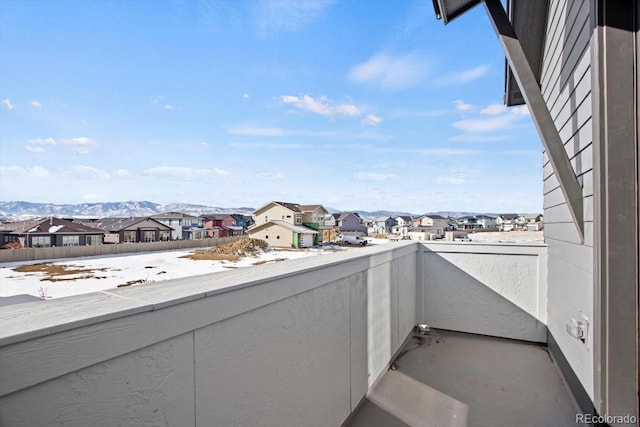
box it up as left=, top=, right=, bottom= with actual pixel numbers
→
left=418, top=243, right=547, bottom=343
left=0, top=333, right=195, bottom=427
left=0, top=242, right=418, bottom=427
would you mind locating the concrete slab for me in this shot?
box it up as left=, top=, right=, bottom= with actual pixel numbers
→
left=347, top=330, right=583, bottom=427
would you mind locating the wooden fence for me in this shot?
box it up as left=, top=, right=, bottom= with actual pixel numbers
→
left=0, top=237, right=243, bottom=263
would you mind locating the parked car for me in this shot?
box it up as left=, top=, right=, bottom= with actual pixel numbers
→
left=338, top=234, right=368, bottom=246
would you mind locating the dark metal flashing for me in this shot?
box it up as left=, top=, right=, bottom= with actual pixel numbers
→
left=433, top=0, right=481, bottom=24
left=547, top=331, right=604, bottom=426
left=505, top=0, right=550, bottom=106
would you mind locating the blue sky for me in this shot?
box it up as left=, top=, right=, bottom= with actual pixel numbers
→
left=0, top=0, right=543, bottom=213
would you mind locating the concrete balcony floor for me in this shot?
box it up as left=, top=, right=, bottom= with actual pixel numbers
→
left=346, top=329, right=583, bottom=427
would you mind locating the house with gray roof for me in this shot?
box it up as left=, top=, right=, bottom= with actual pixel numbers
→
left=89, top=217, right=172, bottom=244
left=0, top=217, right=105, bottom=248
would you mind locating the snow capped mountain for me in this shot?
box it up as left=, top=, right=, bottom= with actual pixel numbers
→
left=0, top=201, right=254, bottom=222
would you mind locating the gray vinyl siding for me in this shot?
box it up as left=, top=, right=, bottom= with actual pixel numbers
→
left=541, top=0, right=593, bottom=246
left=539, top=0, right=595, bottom=399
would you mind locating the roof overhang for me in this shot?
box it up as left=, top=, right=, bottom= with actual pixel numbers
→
left=505, top=0, right=549, bottom=106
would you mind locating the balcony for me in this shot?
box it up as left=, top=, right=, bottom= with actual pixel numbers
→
left=0, top=240, right=581, bottom=426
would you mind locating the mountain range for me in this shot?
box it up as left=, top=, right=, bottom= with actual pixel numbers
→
left=0, top=201, right=488, bottom=222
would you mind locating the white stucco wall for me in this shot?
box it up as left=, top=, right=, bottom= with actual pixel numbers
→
left=417, top=242, right=548, bottom=343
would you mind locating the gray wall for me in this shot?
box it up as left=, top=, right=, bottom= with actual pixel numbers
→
left=0, top=236, right=241, bottom=263
left=0, top=242, right=418, bottom=427
left=417, top=242, right=548, bottom=343
left=540, top=0, right=595, bottom=399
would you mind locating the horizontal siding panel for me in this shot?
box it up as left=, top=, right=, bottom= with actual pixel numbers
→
left=544, top=186, right=567, bottom=209
left=545, top=221, right=593, bottom=246
left=544, top=195, right=593, bottom=222
left=545, top=202, right=575, bottom=223
left=543, top=143, right=593, bottom=179
left=546, top=237, right=593, bottom=273
left=580, top=170, right=593, bottom=197
left=541, top=0, right=588, bottom=94
left=584, top=195, right=593, bottom=222
left=557, top=93, right=592, bottom=145
left=544, top=222, right=582, bottom=244
left=550, top=56, right=590, bottom=125
left=559, top=118, right=592, bottom=156
left=541, top=0, right=569, bottom=96
left=544, top=172, right=560, bottom=195
left=548, top=55, right=590, bottom=125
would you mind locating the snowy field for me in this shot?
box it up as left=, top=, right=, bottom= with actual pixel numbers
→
left=0, top=239, right=389, bottom=300
left=0, top=234, right=542, bottom=302
left=467, top=230, right=544, bottom=243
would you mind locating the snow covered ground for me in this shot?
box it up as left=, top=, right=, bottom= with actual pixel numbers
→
left=0, top=239, right=390, bottom=300
left=0, top=234, right=542, bottom=302
left=467, top=230, right=544, bottom=243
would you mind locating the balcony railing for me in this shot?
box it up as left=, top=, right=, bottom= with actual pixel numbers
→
left=0, top=240, right=554, bottom=426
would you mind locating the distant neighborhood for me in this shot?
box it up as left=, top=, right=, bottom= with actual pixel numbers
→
left=0, top=200, right=543, bottom=250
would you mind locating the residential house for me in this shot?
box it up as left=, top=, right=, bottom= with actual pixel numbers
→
left=248, top=201, right=322, bottom=248
left=496, top=214, right=519, bottom=231
left=522, top=214, right=543, bottom=231
left=151, top=212, right=207, bottom=240
left=333, top=212, right=367, bottom=235
left=391, top=215, right=414, bottom=237
left=231, top=214, right=253, bottom=235
left=406, top=226, right=444, bottom=241
left=90, top=217, right=172, bottom=244
left=371, top=216, right=397, bottom=235
left=0, top=217, right=105, bottom=248
left=456, top=215, right=498, bottom=230
left=414, top=214, right=449, bottom=230
left=203, top=214, right=241, bottom=238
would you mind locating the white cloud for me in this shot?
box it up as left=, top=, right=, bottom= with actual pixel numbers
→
left=142, top=166, right=230, bottom=180
left=2, top=99, right=14, bottom=110
left=362, top=114, right=382, bottom=126
left=243, top=93, right=250, bottom=99
left=354, top=172, right=396, bottom=181
left=255, top=0, right=333, bottom=34
left=61, top=137, right=98, bottom=154
left=453, top=103, right=530, bottom=133
left=113, top=169, right=132, bottom=178
left=229, top=142, right=307, bottom=149
left=255, top=171, right=285, bottom=180
left=228, top=125, right=342, bottom=137
left=82, top=193, right=100, bottom=201
left=0, top=165, right=50, bottom=177
left=281, top=95, right=360, bottom=117
left=30, top=100, right=42, bottom=108
left=28, top=137, right=56, bottom=145
left=453, top=115, right=518, bottom=133
left=26, top=137, right=56, bottom=152
left=435, top=175, right=465, bottom=185
left=453, top=100, right=474, bottom=112
left=68, top=165, right=110, bottom=179
left=164, top=104, right=175, bottom=110
left=480, top=103, right=506, bottom=115
left=437, top=65, right=490, bottom=86
left=348, top=51, right=430, bottom=90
